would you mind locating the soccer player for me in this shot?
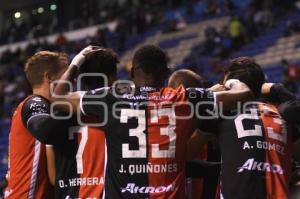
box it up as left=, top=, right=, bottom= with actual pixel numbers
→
left=18, top=47, right=119, bottom=198
left=195, top=57, right=299, bottom=199
left=4, top=51, right=68, bottom=199
left=53, top=45, right=251, bottom=198
left=50, top=48, right=119, bottom=198
left=168, top=69, right=220, bottom=199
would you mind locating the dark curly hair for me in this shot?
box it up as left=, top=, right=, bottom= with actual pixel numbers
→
left=132, top=45, right=169, bottom=75
left=79, top=48, right=119, bottom=89
left=225, top=57, right=266, bottom=98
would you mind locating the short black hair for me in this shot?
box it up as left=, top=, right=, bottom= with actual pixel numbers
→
left=225, top=57, right=265, bottom=98
left=79, top=49, right=119, bottom=89
left=132, top=45, right=169, bottom=74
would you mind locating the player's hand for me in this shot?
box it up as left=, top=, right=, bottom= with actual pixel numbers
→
left=84, top=46, right=105, bottom=60
left=209, top=84, right=226, bottom=92
left=224, top=79, right=241, bottom=90
left=261, top=83, right=275, bottom=95
left=70, top=46, right=103, bottom=68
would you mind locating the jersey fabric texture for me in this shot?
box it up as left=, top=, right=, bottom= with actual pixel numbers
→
left=5, top=96, right=54, bottom=199
left=185, top=143, right=220, bottom=199
left=50, top=125, right=106, bottom=199
left=199, top=102, right=300, bottom=199
left=80, top=85, right=215, bottom=199
left=20, top=95, right=106, bottom=199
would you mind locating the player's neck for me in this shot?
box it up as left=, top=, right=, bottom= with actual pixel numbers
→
left=134, top=79, right=163, bottom=88
left=33, top=86, right=50, bottom=100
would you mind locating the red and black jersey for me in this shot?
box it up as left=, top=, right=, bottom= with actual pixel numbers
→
left=80, top=85, right=215, bottom=199
left=50, top=126, right=106, bottom=198
left=199, top=102, right=300, bottom=199
left=20, top=95, right=106, bottom=199
left=185, top=143, right=220, bottom=199
left=5, top=96, right=54, bottom=199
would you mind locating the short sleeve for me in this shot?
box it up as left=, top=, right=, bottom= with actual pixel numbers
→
left=80, top=87, right=119, bottom=124
left=22, top=96, right=50, bottom=127
left=268, top=83, right=296, bottom=104
left=22, top=95, right=71, bottom=144
left=80, top=87, right=107, bottom=116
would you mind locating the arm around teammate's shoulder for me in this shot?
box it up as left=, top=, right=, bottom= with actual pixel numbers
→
left=262, top=83, right=296, bottom=104
left=213, top=81, right=253, bottom=111
left=22, top=96, right=68, bottom=144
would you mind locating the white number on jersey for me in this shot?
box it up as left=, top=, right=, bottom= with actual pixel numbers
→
left=234, top=106, right=287, bottom=144
left=121, top=109, right=147, bottom=158
left=68, top=126, right=88, bottom=174
left=121, top=108, right=177, bottom=158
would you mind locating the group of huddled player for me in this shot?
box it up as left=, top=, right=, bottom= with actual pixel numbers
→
left=3, top=45, right=300, bottom=199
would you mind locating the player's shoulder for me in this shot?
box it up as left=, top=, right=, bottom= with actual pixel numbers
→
left=13, top=95, right=47, bottom=114
left=159, top=85, right=187, bottom=102
left=24, top=95, right=49, bottom=105
left=21, top=95, right=50, bottom=115
left=159, top=86, right=213, bottom=102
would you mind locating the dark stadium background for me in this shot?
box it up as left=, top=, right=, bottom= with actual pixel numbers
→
left=0, top=0, right=299, bottom=196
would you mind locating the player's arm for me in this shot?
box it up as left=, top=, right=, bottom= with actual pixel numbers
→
left=52, top=87, right=112, bottom=120
left=51, top=91, right=84, bottom=114
left=186, top=129, right=212, bottom=160
left=213, top=80, right=253, bottom=111
left=46, top=145, right=56, bottom=186
left=186, top=83, right=249, bottom=120
left=279, top=100, right=300, bottom=123
left=262, top=83, right=296, bottom=104
left=52, top=46, right=107, bottom=114
left=22, top=96, right=69, bottom=144
left=187, top=116, right=219, bottom=160
left=54, top=46, right=103, bottom=96
left=186, top=159, right=221, bottom=178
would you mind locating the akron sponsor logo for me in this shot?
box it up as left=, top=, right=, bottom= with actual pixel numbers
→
left=237, top=158, right=284, bottom=174
left=121, top=183, right=175, bottom=194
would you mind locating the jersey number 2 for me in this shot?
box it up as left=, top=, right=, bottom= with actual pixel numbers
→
left=234, top=108, right=287, bottom=143
left=121, top=108, right=176, bottom=158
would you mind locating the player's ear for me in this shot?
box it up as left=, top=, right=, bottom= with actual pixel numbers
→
left=44, top=71, right=51, bottom=84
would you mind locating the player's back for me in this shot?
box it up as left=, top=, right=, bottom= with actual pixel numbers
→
left=47, top=116, right=106, bottom=199
left=202, top=102, right=294, bottom=199
left=5, top=97, right=53, bottom=199
left=81, top=85, right=215, bottom=199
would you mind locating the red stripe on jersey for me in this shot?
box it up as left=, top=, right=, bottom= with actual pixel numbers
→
left=71, top=126, right=106, bottom=198
left=5, top=98, right=53, bottom=199
left=147, top=87, right=196, bottom=199
left=258, top=103, right=292, bottom=199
